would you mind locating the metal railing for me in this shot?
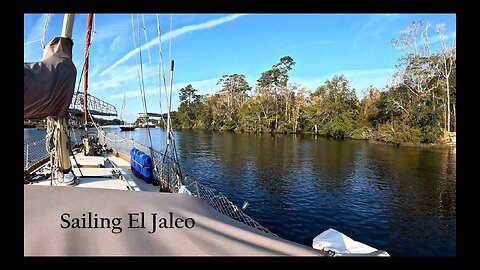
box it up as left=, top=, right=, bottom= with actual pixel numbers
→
left=24, top=138, right=48, bottom=171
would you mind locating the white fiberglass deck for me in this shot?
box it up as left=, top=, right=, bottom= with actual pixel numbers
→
left=30, top=151, right=158, bottom=192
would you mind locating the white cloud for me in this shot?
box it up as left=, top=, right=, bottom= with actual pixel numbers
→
left=109, top=35, right=124, bottom=51
left=99, top=14, right=247, bottom=76
left=90, top=65, right=140, bottom=93
left=351, top=14, right=401, bottom=50
left=109, top=77, right=220, bottom=99
left=107, top=77, right=221, bottom=115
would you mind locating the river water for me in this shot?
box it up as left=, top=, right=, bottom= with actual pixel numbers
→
left=24, top=126, right=456, bottom=256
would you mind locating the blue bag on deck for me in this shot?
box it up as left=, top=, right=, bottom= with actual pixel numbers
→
left=130, top=148, right=140, bottom=176
left=140, top=154, right=154, bottom=183
left=130, top=148, right=153, bottom=183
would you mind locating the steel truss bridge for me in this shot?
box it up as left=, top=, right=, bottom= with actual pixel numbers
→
left=69, top=92, right=117, bottom=117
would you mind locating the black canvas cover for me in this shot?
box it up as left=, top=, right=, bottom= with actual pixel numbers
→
left=24, top=37, right=76, bottom=119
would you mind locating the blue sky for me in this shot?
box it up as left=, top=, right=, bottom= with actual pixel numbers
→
left=24, top=14, right=456, bottom=123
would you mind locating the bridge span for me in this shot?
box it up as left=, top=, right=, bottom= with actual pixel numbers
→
left=69, top=92, right=117, bottom=117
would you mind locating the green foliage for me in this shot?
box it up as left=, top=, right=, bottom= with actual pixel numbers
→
left=393, top=124, right=423, bottom=144
left=409, top=105, right=442, bottom=143
left=409, top=105, right=440, bottom=127
left=176, top=85, right=203, bottom=129
left=420, top=125, right=443, bottom=143
left=92, top=117, right=122, bottom=125
left=238, top=98, right=263, bottom=132
left=319, top=115, right=354, bottom=139
left=373, top=123, right=422, bottom=144
left=370, top=90, right=404, bottom=126
left=350, top=126, right=374, bottom=140
left=306, top=75, right=359, bottom=138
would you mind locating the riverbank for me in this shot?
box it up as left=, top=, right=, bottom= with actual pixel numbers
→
left=174, top=126, right=457, bottom=149
left=367, top=139, right=456, bottom=149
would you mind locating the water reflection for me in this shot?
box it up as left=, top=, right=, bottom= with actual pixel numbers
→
left=311, top=136, right=358, bottom=190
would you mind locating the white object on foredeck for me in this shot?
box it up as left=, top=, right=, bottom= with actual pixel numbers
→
left=62, top=170, right=75, bottom=185
left=312, top=228, right=389, bottom=256
left=178, top=185, right=192, bottom=195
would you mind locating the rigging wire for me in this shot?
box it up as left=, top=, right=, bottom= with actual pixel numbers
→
left=155, top=14, right=167, bottom=128
left=160, top=14, right=184, bottom=185
left=41, top=14, right=52, bottom=49
left=168, top=14, right=173, bottom=71
left=131, top=14, right=155, bottom=160
left=131, top=14, right=144, bottom=117
left=166, top=14, right=174, bottom=143
left=24, top=39, right=42, bottom=45
left=141, top=14, right=159, bottom=108
left=93, top=14, right=96, bottom=39
left=24, top=14, right=52, bottom=46
left=86, top=107, right=130, bottom=143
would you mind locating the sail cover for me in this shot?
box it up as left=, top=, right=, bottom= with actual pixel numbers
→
left=24, top=185, right=321, bottom=256
left=24, top=37, right=76, bottom=119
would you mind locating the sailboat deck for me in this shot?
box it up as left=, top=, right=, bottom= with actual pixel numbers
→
left=29, top=151, right=159, bottom=192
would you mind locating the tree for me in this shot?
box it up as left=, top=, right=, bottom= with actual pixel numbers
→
left=179, top=84, right=197, bottom=106
left=217, top=74, right=251, bottom=108
left=212, top=74, right=252, bottom=131
left=436, top=23, right=456, bottom=132
left=409, top=104, right=442, bottom=143
left=390, top=21, right=439, bottom=106
left=256, top=56, right=295, bottom=95
left=255, top=56, right=296, bottom=132
left=290, top=84, right=308, bottom=133
left=176, top=84, right=202, bottom=128
left=238, top=97, right=264, bottom=132
left=306, top=75, right=359, bottom=138
left=272, top=56, right=296, bottom=88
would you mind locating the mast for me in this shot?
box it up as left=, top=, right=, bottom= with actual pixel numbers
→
left=83, top=13, right=93, bottom=132
left=122, top=93, right=126, bottom=124
left=53, top=13, right=75, bottom=183
left=61, top=14, right=75, bottom=38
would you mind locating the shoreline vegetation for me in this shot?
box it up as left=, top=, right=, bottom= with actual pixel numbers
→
left=171, top=21, right=456, bottom=148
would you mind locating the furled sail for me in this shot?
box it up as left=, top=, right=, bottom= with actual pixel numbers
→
left=24, top=37, right=76, bottom=119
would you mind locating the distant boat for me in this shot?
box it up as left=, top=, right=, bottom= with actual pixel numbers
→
left=119, top=93, right=136, bottom=131
left=138, top=123, right=155, bottom=128
left=120, top=123, right=136, bottom=131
